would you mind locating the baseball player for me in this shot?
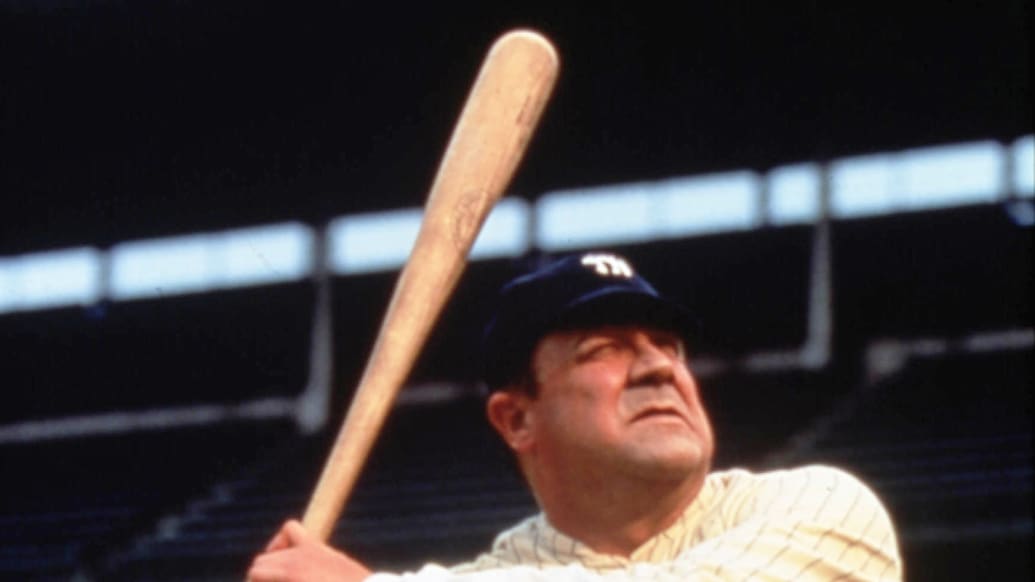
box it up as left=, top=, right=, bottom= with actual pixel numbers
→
left=249, top=252, right=902, bottom=581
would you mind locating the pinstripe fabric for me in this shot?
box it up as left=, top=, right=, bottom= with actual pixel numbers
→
left=369, top=465, right=902, bottom=581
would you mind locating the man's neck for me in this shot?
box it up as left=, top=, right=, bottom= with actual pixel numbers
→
left=537, top=471, right=706, bottom=557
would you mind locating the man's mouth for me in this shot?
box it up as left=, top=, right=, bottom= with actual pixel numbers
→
left=631, top=406, right=688, bottom=423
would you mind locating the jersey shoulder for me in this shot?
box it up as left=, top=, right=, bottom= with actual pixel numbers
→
left=715, top=464, right=899, bottom=543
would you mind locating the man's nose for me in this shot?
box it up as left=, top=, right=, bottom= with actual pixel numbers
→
left=628, top=335, right=675, bottom=386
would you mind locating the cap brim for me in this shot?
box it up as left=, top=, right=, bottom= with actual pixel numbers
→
left=553, top=287, right=699, bottom=342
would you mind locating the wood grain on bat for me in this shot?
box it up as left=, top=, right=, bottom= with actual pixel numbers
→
left=300, top=30, right=558, bottom=541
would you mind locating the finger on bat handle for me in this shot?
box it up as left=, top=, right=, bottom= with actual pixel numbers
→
left=299, top=29, right=559, bottom=541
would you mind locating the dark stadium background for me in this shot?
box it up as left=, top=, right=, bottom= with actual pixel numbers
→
left=1, top=1, right=1030, bottom=580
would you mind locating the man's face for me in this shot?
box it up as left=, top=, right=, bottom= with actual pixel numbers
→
left=522, top=324, right=715, bottom=484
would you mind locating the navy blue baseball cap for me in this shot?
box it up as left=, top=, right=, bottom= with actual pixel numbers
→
left=480, top=252, right=697, bottom=390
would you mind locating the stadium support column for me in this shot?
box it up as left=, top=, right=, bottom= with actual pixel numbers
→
left=800, top=163, right=833, bottom=369
left=296, top=223, right=333, bottom=434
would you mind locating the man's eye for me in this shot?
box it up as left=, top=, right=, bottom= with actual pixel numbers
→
left=652, top=334, right=684, bottom=358
left=577, top=340, right=619, bottom=361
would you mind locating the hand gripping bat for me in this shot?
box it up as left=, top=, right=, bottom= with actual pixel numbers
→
left=300, top=29, right=559, bottom=540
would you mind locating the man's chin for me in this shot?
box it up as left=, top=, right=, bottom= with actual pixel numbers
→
left=621, top=443, right=711, bottom=481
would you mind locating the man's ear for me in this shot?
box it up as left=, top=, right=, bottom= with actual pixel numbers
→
left=486, top=390, right=535, bottom=453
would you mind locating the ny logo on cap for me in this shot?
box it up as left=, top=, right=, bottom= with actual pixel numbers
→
left=581, top=253, right=634, bottom=278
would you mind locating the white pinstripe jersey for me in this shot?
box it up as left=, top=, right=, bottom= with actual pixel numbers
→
left=368, top=465, right=902, bottom=581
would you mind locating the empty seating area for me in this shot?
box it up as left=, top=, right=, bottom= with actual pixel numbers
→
left=776, top=350, right=1032, bottom=581
left=0, top=421, right=297, bottom=580
left=97, top=397, right=535, bottom=579
left=1, top=203, right=1030, bottom=579
left=703, top=368, right=843, bottom=468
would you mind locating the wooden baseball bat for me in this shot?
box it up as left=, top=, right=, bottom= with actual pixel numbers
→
left=301, top=29, right=559, bottom=540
